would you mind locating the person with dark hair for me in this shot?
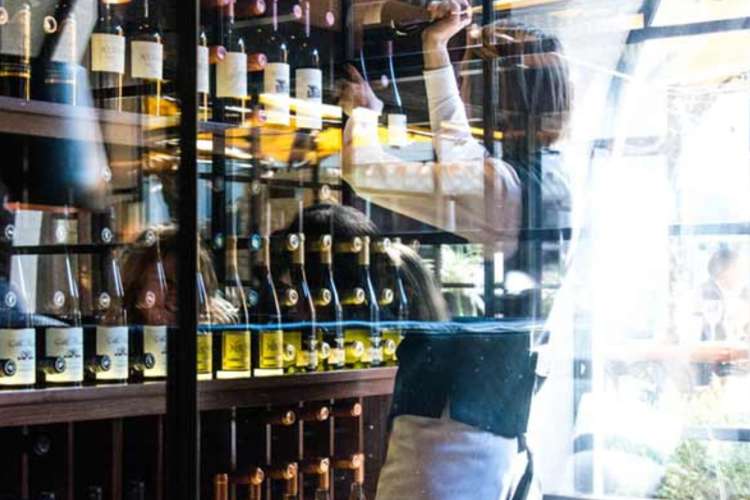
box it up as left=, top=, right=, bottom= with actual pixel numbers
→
left=335, top=1, right=574, bottom=498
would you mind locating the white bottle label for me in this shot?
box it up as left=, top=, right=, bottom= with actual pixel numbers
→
left=131, top=40, right=163, bottom=80
left=0, top=328, right=35, bottom=386
left=295, top=67, right=322, bottom=130
left=197, top=45, right=210, bottom=94
left=143, top=325, right=167, bottom=378
left=91, top=33, right=125, bottom=74
left=216, top=51, right=247, bottom=98
left=45, top=327, right=83, bottom=383
left=96, top=326, right=129, bottom=380
left=3, top=8, right=30, bottom=57
left=263, top=62, right=290, bottom=125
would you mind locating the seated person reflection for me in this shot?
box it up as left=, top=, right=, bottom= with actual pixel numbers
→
left=338, top=1, right=573, bottom=499
left=120, top=225, right=235, bottom=327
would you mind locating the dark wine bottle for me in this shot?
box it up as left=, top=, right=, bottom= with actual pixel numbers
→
left=216, top=0, right=248, bottom=124
left=198, top=26, right=210, bottom=120
left=218, top=236, right=251, bottom=378
left=249, top=234, right=284, bottom=375
left=197, top=251, right=214, bottom=380
left=294, top=0, right=322, bottom=130
left=129, top=0, right=163, bottom=115
left=35, top=0, right=78, bottom=104
left=91, top=243, right=129, bottom=384
left=0, top=1, right=31, bottom=99
left=309, top=235, right=343, bottom=370
left=371, top=238, right=407, bottom=365
left=282, top=233, right=317, bottom=372
left=263, top=0, right=290, bottom=125
left=335, top=236, right=381, bottom=367
left=90, top=0, right=125, bottom=110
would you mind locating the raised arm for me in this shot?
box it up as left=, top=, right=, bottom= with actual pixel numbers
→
left=421, top=0, right=484, bottom=162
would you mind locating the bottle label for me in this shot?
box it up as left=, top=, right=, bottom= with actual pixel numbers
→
left=345, top=328, right=380, bottom=364
left=45, top=327, right=83, bottom=383
left=216, top=51, right=247, bottom=98
left=0, top=328, right=35, bottom=386
left=197, top=45, right=209, bottom=94
left=91, top=33, right=125, bottom=74
left=196, top=331, right=212, bottom=378
left=222, top=330, right=250, bottom=371
left=259, top=329, right=283, bottom=369
left=50, top=17, right=77, bottom=63
left=96, top=326, right=129, bottom=380
left=263, top=62, right=290, bottom=125
left=131, top=40, right=163, bottom=80
left=143, top=325, right=167, bottom=378
left=2, top=7, right=30, bottom=58
left=295, top=67, right=322, bottom=130
left=330, top=346, right=345, bottom=367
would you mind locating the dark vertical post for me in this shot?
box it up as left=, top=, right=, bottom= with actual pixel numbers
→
left=167, top=0, right=199, bottom=498
left=482, top=0, right=497, bottom=317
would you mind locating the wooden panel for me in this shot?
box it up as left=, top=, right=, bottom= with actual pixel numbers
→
left=0, top=368, right=396, bottom=427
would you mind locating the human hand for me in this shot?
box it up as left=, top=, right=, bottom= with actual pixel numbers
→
left=422, top=0, right=472, bottom=50
left=337, top=64, right=384, bottom=116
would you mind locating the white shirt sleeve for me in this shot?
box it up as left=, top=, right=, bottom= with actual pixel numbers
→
left=423, top=65, right=486, bottom=163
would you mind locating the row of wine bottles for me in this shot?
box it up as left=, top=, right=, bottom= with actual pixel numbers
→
left=213, top=454, right=365, bottom=500
left=23, top=481, right=147, bottom=500
left=0, top=0, right=334, bottom=127
left=0, top=228, right=408, bottom=388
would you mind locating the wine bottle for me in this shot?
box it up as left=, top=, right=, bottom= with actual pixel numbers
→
left=282, top=233, right=317, bottom=373
left=302, top=458, right=330, bottom=500
left=0, top=217, right=36, bottom=389
left=229, top=466, right=264, bottom=500
left=299, top=404, right=329, bottom=422
left=335, top=236, right=382, bottom=367
left=91, top=245, right=129, bottom=384
left=236, top=0, right=267, bottom=17
left=36, top=0, right=78, bottom=104
left=218, top=236, right=251, bottom=379
left=39, top=215, right=84, bottom=386
left=332, top=401, right=362, bottom=418
left=309, top=235, right=343, bottom=370
left=139, top=229, right=168, bottom=380
left=263, top=0, right=290, bottom=125
left=213, top=473, right=228, bottom=500
left=249, top=234, right=284, bottom=375
left=129, top=0, right=163, bottom=115
left=334, top=454, right=365, bottom=500
left=269, top=462, right=298, bottom=500
left=90, top=0, right=125, bottom=110
left=262, top=408, right=296, bottom=426
left=198, top=26, right=210, bottom=120
left=197, top=250, right=214, bottom=380
left=294, top=0, right=322, bottom=130
left=371, top=238, right=407, bottom=365
left=0, top=1, right=31, bottom=99
left=216, top=0, right=247, bottom=124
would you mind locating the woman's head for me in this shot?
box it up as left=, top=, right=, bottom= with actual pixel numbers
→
left=461, top=21, right=572, bottom=147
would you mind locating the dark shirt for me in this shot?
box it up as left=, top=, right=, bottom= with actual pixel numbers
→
left=389, top=321, right=539, bottom=438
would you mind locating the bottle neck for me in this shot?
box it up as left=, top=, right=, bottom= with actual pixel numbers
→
left=304, top=1, right=310, bottom=38
left=272, top=0, right=279, bottom=32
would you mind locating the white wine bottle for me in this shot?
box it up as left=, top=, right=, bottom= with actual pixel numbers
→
left=218, top=236, right=251, bottom=379
left=249, top=234, right=284, bottom=375
left=282, top=233, right=317, bottom=373
left=309, top=235, right=344, bottom=370
left=294, top=0, right=322, bottom=130
left=197, top=249, right=214, bottom=380
left=138, top=229, right=168, bottom=381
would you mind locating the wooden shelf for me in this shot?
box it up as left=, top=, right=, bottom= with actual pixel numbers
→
left=0, top=367, right=397, bottom=427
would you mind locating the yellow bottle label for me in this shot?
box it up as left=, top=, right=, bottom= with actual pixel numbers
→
left=222, top=330, right=250, bottom=371
left=382, top=329, right=402, bottom=362
left=259, top=329, right=284, bottom=369
left=284, top=331, right=301, bottom=369
left=196, top=331, right=212, bottom=379
left=344, top=329, right=382, bottom=365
